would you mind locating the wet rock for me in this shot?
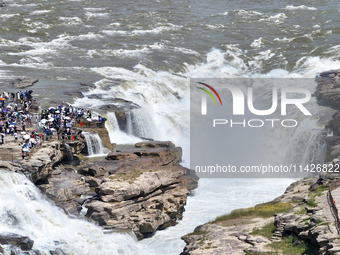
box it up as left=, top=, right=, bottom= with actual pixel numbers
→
left=85, top=176, right=101, bottom=187
left=13, top=77, right=38, bottom=88
left=105, top=152, right=139, bottom=161
left=0, top=233, right=34, bottom=251
left=135, top=141, right=175, bottom=148
left=50, top=248, right=66, bottom=255
left=87, top=94, right=103, bottom=99
left=80, top=82, right=96, bottom=88
left=315, top=70, right=340, bottom=108
left=62, top=90, right=84, bottom=99
left=38, top=167, right=90, bottom=215
left=20, top=142, right=63, bottom=184
left=106, top=142, right=182, bottom=167
left=83, top=141, right=197, bottom=239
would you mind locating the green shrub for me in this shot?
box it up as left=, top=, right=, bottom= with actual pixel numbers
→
left=269, top=234, right=318, bottom=255
left=251, top=221, right=276, bottom=238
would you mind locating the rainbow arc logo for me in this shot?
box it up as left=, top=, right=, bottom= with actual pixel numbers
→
left=196, top=82, right=222, bottom=106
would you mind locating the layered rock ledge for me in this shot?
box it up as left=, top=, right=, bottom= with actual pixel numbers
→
left=181, top=175, right=340, bottom=254
left=38, top=141, right=197, bottom=240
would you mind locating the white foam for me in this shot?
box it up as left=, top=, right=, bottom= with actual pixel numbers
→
left=205, top=24, right=224, bottom=30
left=0, top=170, right=152, bottom=255
left=260, top=13, right=287, bottom=24
left=85, top=11, right=110, bottom=19
left=273, top=37, right=294, bottom=42
left=76, top=33, right=104, bottom=40
left=285, top=5, right=318, bottom=11
left=233, top=9, right=264, bottom=17
left=217, top=11, right=229, bottom=16
left=31, top=10, right=51, bottom=15
left=0, top=14, right=19, bottom=19
left=250, top=37, right=264, bottom=48
left=59, top=17, right=83, bottom=25
left=84, top=7, right=107, bottom=11
left=130, top=24, right=182, bottom=35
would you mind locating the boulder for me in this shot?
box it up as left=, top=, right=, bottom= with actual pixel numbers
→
left=0, top=233, right=34, bottom=251
left=63, top=90, right=84, bottom=99
left=315, top=70, right=340, bottom=108
left=80, top=82, right=96, bottom=88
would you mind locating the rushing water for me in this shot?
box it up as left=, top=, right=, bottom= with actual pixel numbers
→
left=0, top=0, right=339, bottom=254
left=0, top=170, right=151, bottom=255
left=83, top=131, right=109, bottom=156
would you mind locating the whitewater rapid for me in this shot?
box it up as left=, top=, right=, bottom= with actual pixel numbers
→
left=1, top=0, right=339, bottom=253
left=0, top=170, right=151, bottom=255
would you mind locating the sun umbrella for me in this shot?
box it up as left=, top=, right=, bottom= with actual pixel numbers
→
left=48, top=118, right=54, bottom=122
left=41, top=119, right=47, bottom=124
left=24, top=134, right=30, bottom=140
left=64, top=116, right=71, bottom=120
left=0, top=98, right=6, bottom=101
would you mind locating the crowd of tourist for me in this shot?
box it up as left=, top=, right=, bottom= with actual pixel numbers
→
left=0, top=90, right=100, bottom=160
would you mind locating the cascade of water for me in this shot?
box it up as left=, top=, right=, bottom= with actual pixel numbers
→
left=82, top=132, right=108, bottom=156
left=125, top=111, right=133, bottom=135
left=105, top=112, right=142, bottom=144
left=63, top=143, right=74, bottom=164
left=0, top=170, right=152, bottom=255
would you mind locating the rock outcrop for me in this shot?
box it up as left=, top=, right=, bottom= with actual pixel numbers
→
left=0, top=233, right=34, bottom=251
left=36, top=141, right=197, bottom=240
left=20, top=141, right=63, bottom=184
left=181, top=70, right=340, bottom=255
left=181, top=176, right=340, bottom=255
left=12, top=77, right=38, bottom=88
left=85, top=141, right=196, bottom=239
left=315, top=69, right=340, bottom=108
left=38, top=167, right=91, bottom=214
left=315, top=70, right=340, bottom=162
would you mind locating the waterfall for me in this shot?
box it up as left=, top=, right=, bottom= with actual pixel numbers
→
left=105, top=112, right=142, bottom=144
left=130, top=108, right=152, bottom=138
left=83, top=132, right=108, bottom=157
left=126, top=111, right=133, bottom=135
left=0, top=169, right=152, bottom=255
left=63, top=144, right=74, bottom=164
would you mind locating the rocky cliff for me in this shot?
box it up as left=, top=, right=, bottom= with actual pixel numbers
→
left=181, top=175, right=340, bottom=255
left=181, top=69, right=340, bottom=255
left=39, top=141, right=198, bottom=240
